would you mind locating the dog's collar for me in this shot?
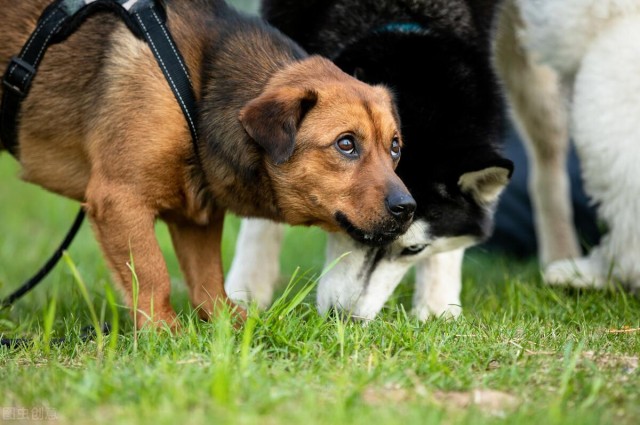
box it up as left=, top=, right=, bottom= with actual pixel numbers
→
left=372, top=22, right=430, bottom=35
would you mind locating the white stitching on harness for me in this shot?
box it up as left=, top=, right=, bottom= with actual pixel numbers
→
left=28, top=20, right=66, bottom=85
left=134, top=11, right=199, bottom=142
left=7, top=11, right=58, bottom=80
left=150, top=8, right=193, bottom=86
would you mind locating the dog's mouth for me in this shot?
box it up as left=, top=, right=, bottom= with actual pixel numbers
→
left=334, top=211, right=408, bottom=247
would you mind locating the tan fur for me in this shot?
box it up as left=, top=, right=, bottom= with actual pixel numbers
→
left=262, top=60, right=402, bottom=231
left=0, top=0, right=410, bottom=328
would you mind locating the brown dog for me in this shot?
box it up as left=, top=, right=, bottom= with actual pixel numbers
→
left=0, top=0, right=415, bottom=328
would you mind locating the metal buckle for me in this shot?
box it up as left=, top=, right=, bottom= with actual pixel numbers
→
left=2, top=57, right=36, bottom=97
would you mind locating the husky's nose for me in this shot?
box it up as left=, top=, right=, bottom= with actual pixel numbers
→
left=385, top=190, right=416, bottom=222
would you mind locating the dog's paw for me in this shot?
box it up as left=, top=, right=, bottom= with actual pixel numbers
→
left=543, top=256, right=608, bottom=288
left=225, top=286, right=273, bottom=310
left=412, top=303, right=462, bottom=322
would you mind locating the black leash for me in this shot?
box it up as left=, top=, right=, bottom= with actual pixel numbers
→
left=0, top=209, right=85, bottom=310
left=0, top=0, right=198, bottom=342
left=0, top=323, right=111, bottom=348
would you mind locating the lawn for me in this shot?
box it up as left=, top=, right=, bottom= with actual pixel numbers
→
left=1, top=1, right=639, bottom=422
left=1, top=141, right=639, bottom=425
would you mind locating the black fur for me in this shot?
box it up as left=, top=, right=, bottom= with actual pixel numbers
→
left=261, top=0, right=512, bottom=242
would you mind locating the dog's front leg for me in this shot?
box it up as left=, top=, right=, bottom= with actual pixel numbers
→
left=85, top=180, right=177, bottom=329
left=411, top=249, right=464, bottom=320
left=167, top=212, right=246, bottom=323
left=225, top=218, right=285, bottom=308
left=493, top=0, right=580, bottom=265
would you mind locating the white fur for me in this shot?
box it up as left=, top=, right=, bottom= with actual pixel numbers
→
left=228, top=218, right=477, bottom=321
left=317, top=231, right=415, bottom=320
left=507, top=0, right=640, bottom=289
left=516, top=0, right=640, bottom=79
left=570, top=15, right=640, bottom=287
left=317, top=241, right=468, bottom=321
left=225, top=218, right=284, bottom=308
left=544, top=253, right=609, bottom=288
left=412, top=249, right=465, bottom=320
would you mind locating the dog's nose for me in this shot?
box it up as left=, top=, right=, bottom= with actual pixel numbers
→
left=385, top=191, right=416, bottom=221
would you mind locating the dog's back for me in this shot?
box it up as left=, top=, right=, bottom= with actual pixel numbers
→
left=263, top=0, right=499, bottom=59
left=516, top=0, right=640, bottom=78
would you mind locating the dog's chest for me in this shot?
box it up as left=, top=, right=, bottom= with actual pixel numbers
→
left=517, top=0, right=640, bottom=78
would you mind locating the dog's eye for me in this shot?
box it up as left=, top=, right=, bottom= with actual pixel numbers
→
left=391, top=137, right=401, bottom=160
left=335, top=135, right=358, bottom=157
left=400, top=244, right=427, bottom=256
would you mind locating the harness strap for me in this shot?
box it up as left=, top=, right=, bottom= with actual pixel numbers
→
left=0, top=0, right=199, bottom=312
left=1, top=0, right=199, bottom=156
left=132, top=4, right=200, bottom=147
left=0, top=3, right=68, bottom=155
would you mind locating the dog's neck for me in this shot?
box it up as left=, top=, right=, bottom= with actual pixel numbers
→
left=193, top=5, right=307, bottom=221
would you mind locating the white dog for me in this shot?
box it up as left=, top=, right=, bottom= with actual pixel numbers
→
left=493, top=0, right=640, bottom=290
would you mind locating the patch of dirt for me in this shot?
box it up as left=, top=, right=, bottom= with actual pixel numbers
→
left=582, top=351, right=638, bottom=373
left=361, top=383, right=413, bottom=405
left=524, top=350, right=638, bottom=373
left=432, top=389, right=520, bottom=417
left=361, top=384, right=520, bottom=417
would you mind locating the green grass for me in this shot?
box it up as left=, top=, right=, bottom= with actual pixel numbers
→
left=3, top=3, right=638, bottom=423
left=2, top=146, right=639, bottom=425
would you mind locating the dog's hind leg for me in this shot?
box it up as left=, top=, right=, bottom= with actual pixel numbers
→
left=167, top=211, right=247, bottom=322
left=547, top=16, right=640, bottom=290
left=493, top=0, right=580, bottom=265
left=412, top=249, right=464, bottom=320
left=225, top=218, right=285, bottom=308
left=85, top=179, right=178, bottom=329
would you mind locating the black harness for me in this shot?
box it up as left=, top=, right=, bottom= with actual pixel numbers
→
left=1, top=0, right=199, bottom=153
left=0, top=0, right=198, bottom=321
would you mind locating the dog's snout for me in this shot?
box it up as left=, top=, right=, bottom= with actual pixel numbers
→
left=385, top=191, right=416, bottom=221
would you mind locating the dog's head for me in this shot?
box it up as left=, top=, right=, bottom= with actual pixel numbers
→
left=317, top=158, right=512, bottom=320
left=239, top=56, right=415, bottom=246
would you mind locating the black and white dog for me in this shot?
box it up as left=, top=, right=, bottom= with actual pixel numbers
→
left=226, top=0, right=513, bottom=319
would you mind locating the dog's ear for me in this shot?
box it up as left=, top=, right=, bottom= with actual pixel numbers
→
left=239, top=87, right=318, bottom=165
left=458, top=158, right=514, bottom=204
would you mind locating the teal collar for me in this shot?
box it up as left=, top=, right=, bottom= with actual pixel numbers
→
left=373, top=22, right=429, bottom=35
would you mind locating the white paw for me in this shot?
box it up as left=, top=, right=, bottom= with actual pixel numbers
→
left=412, top=303, right=462, bottom=321
left=543, top=256, right=608, bottom=288
left=226, top=284, right=274, bottom=309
